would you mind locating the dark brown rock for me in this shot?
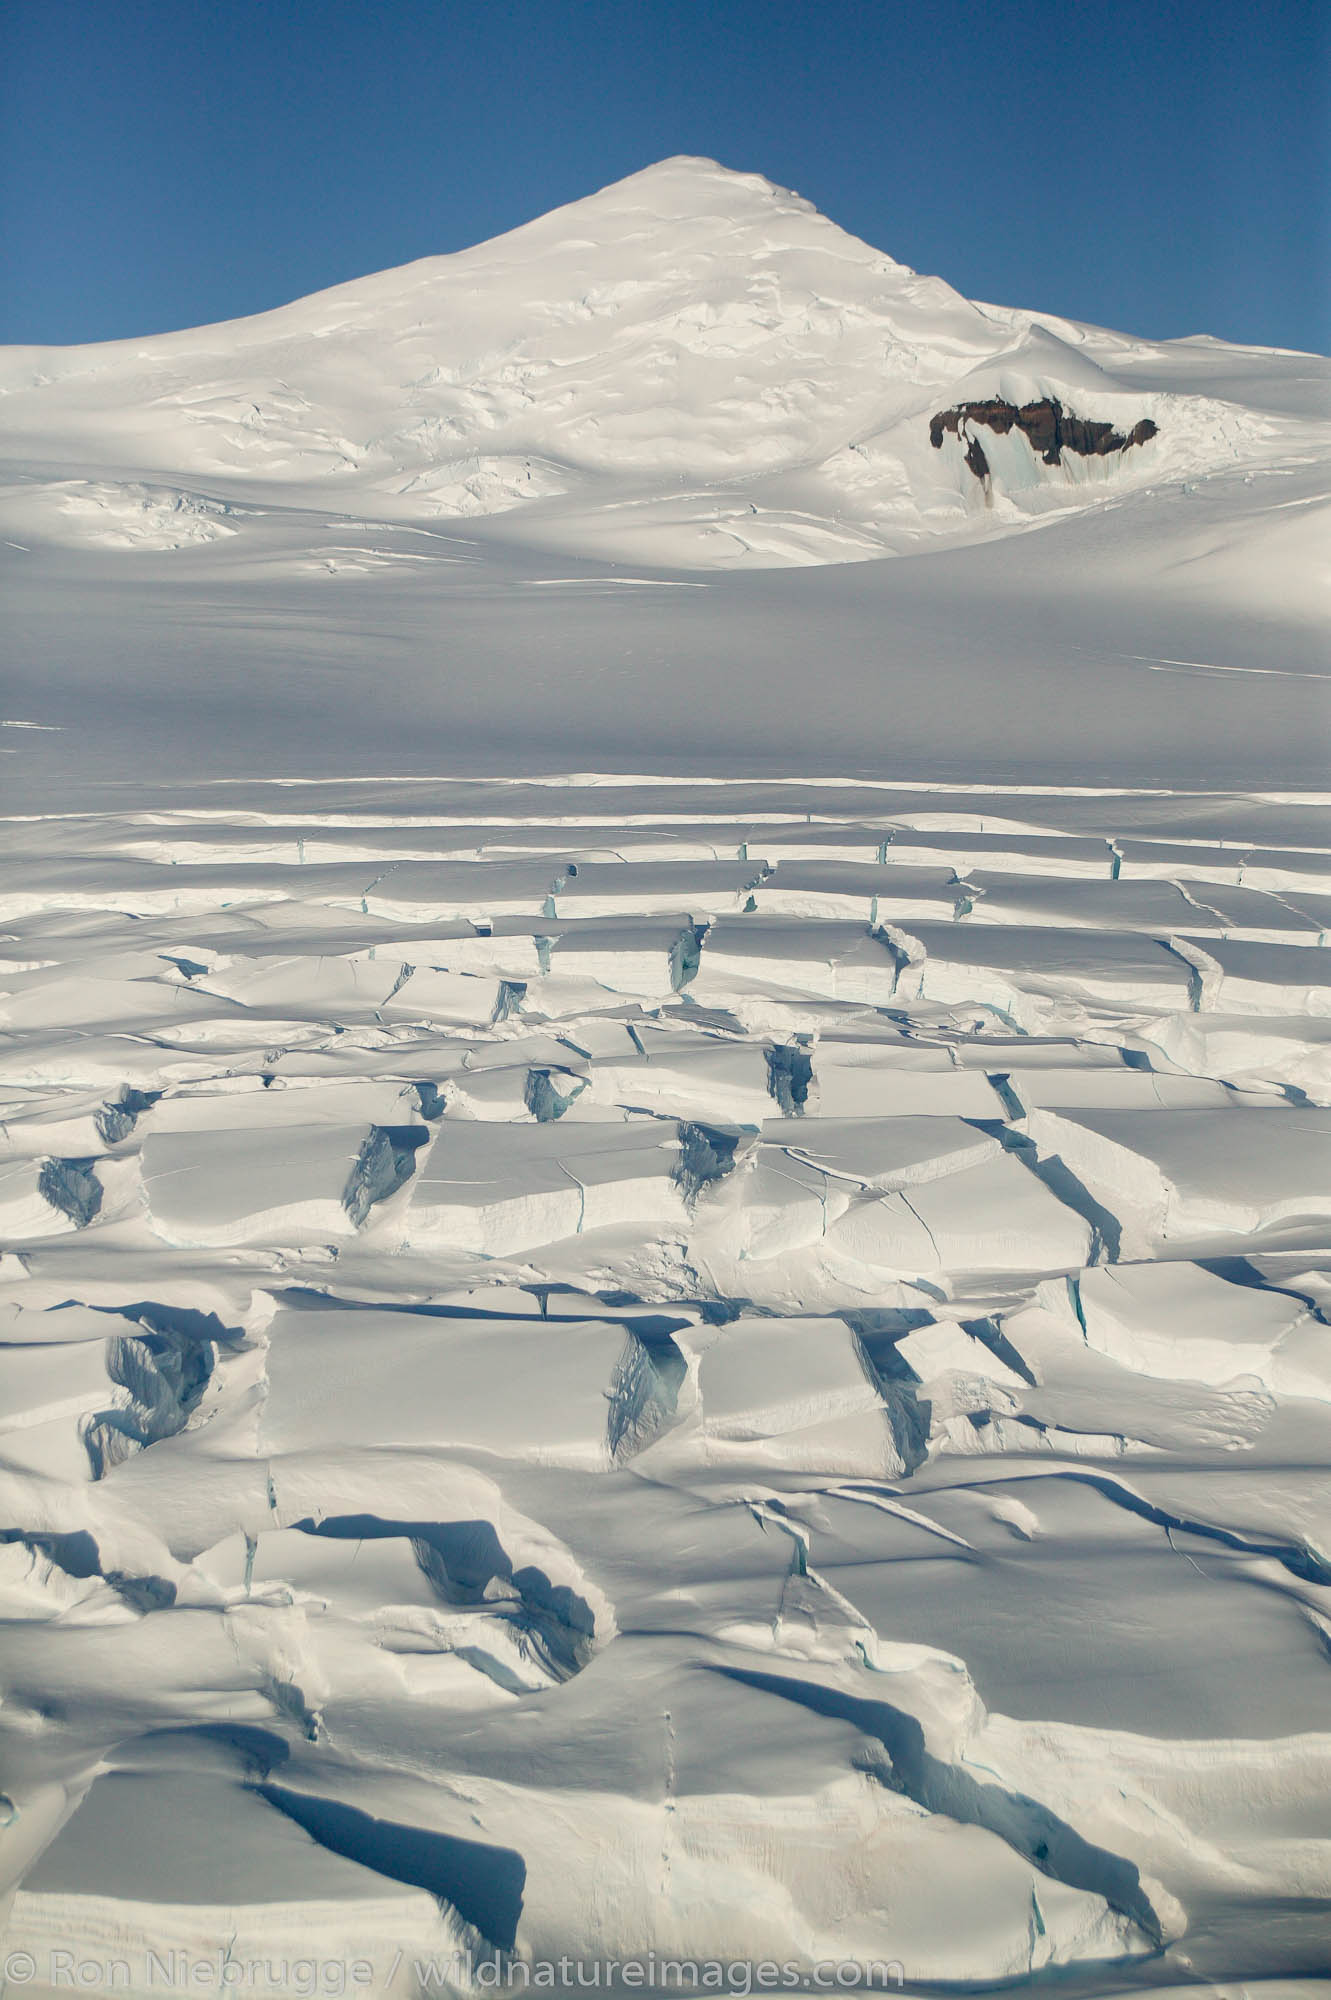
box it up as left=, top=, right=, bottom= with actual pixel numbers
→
left=964, top=432, right=991, bottom=482
left=929, top=396, right=1158, bottom=481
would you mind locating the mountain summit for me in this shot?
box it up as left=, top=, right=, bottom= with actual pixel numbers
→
left=0, top=156, right=1325, bottom=568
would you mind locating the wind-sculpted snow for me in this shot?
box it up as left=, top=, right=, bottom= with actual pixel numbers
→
left=3, top=778, right=1331, bottom=1987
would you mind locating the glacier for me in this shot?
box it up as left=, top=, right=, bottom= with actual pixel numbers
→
left=0, top=157, right=1329, bottom=1995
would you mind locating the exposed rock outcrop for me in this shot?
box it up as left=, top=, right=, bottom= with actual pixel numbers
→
left=930, top=397, right=1158, bottom=484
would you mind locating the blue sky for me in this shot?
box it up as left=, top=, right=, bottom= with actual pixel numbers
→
left=2, top=0, right=1326, bottom=351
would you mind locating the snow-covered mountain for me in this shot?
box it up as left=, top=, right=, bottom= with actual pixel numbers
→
left=1, top=155, right=1325, bottom=569
left=2, top=157, right=1327, bottom=806
left=1, top=162, right=1330, bottom=1995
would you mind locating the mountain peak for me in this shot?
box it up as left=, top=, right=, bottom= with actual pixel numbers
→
left=575, top=153, right=814, bottom=215
left=446, top=150, right=884, bottom=284
left=0, top=157, right=1310, bottom=575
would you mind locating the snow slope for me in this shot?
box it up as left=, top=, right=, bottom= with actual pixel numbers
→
left=1, top=157, right=1328, bottom=804
left=1, top=155, right=1322, bottom=570
left=1, top=160, right=1330, bottom=1994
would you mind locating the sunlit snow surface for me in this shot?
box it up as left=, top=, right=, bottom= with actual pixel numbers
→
left=1, top=159, right=1330, bottom=1993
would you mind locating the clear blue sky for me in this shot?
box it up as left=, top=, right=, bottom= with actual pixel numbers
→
left=2, top=0, right=1327, bottom=352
